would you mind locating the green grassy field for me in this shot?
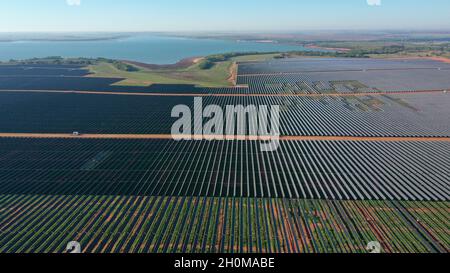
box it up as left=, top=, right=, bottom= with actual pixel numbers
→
left=87, top=53, right=280, bottom=87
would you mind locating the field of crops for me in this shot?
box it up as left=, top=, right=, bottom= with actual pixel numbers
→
left=0, top=195, right=447, bottom=253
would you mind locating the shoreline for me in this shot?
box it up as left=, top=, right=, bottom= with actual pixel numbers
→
left=384, top=56, right=450, bottom=64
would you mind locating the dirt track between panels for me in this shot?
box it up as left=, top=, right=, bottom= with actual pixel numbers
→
left=0, top=133, right=449, bottom=142
left=0, top=89, right=448, bottom=98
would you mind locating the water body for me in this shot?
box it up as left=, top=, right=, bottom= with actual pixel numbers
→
left=0, top=34, right=318, bottom=64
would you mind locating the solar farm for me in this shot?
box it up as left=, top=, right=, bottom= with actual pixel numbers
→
left=0, top=58, right=448, bottom=253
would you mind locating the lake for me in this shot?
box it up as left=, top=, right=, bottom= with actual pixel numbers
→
left=0, top=34, right=318, bottom=64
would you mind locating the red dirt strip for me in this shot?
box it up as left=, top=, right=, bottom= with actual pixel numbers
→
left=0, top=133, right=448, bottom=142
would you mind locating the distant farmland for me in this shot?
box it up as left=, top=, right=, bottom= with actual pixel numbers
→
left=0, top=58, right=448, bottom=253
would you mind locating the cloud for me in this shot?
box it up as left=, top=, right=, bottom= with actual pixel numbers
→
left=66, top=0, right=81, bottom=6
left=367, top=0, right=381, bottom=6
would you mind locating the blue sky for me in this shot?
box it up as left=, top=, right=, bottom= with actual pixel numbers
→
left=1, top=0, right=450, bottom=32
